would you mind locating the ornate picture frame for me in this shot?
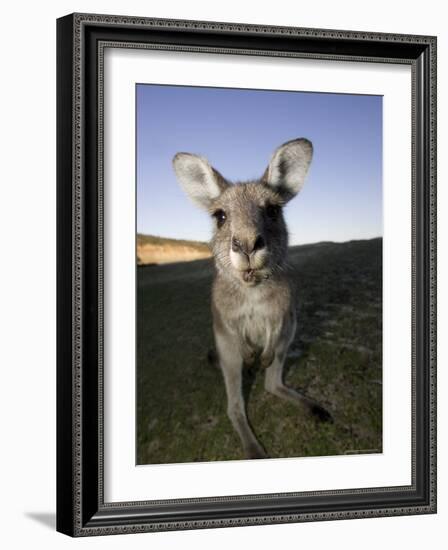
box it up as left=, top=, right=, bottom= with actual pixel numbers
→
left=56, top=13, right=437, bottom=537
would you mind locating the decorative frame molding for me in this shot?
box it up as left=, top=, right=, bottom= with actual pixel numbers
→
left=57, top=13, right=437, bottom=537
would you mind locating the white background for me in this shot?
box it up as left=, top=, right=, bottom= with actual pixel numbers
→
left=0, top=1, right=445, bottom=549
left=105, top=50, right=412, bottom=501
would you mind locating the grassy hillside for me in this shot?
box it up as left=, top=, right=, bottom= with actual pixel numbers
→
left=137, top=238, right=382, bottom=464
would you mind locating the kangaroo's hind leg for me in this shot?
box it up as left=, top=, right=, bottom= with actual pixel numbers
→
left=264, top=340, right=333, bottom=423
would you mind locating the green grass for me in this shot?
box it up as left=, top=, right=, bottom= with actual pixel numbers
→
left=137, top=238, right=382, bottom=464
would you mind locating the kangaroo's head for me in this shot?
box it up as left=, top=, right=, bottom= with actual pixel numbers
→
left=173, top=138, right=313, bottom=287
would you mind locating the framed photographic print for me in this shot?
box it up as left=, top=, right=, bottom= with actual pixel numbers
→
left=56, top=13, right=437, bottom=537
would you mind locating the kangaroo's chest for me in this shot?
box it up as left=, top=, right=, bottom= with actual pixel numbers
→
left=230, top=288, right=287, bottom=350
left=213, top=276, right=293, bottom=352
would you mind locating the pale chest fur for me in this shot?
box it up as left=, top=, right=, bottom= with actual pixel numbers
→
left=236, top=289, right=280, bottom=348
left=213, top=276, right=294, bottom=351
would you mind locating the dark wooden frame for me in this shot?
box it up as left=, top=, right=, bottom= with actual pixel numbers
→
left=57, top=13, right=437, bottom=537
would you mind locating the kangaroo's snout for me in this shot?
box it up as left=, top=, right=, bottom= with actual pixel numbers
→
left=229, top=221, right=269, bottom=280
left=229, top=242, right=265, bottom=270
left=224, top=200, right=272, bottom=283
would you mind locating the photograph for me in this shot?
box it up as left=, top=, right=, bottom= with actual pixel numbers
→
left=55, top=11, right=436, bottom=537
left=136, top=84, right=383, bottom=465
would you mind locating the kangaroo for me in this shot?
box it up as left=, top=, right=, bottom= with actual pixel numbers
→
left=173, top=138, right=331, bottom=459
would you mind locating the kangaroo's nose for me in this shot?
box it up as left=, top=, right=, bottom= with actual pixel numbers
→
left=232, top=235, right=265, bottom=255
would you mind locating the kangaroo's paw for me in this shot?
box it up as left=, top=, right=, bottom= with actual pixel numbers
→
left=246, top=442, right=268, bottom=460
left=309, top=402, right=333, bottom=423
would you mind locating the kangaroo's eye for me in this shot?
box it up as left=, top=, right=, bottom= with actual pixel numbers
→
left=266, top=204, right=281, bottom=220
left=213, top=209, right=227, bottom=228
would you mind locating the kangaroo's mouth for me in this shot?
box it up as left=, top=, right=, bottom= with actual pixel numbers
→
left=242, top=268, right=270, bottom=285
left=243, top=269, right=256, bottom=283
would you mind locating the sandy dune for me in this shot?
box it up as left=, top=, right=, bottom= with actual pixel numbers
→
left=137, top=235, right=211, bottom=265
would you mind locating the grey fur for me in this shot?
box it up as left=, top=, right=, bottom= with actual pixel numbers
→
left=173, top=138, right=330, bottom=459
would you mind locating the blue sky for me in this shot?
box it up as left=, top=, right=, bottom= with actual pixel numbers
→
left=137, top=84, right=382, bottom=245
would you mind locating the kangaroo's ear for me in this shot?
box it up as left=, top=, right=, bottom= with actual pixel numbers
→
left=263, top=138, right=313, bottom=201
left=173, top=153, right=228, bottom=210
